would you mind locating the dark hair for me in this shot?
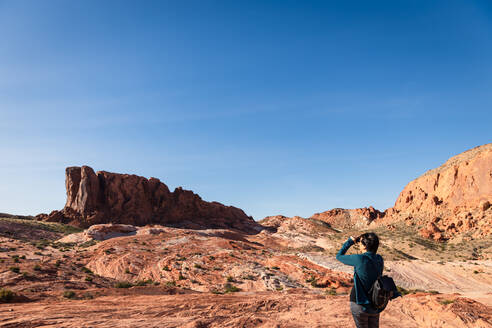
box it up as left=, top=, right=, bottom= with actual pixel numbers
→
left=360, top=232, right=379, bottom=253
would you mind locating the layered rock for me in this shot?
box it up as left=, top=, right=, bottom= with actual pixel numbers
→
left=391, top=143, right=492, bottom=239
left=268, top=143, right=491, bottom=240
left=310, top=206, right=385, bottom=229
left=38, top=166, right=257, bottom=232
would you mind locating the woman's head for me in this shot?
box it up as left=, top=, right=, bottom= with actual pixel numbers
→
left=359, top=232, right=379, bottom=253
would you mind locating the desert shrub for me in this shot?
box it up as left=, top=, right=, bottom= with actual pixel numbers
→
left=85, top=276, right=93, bottom=282
left=194, top=263, right=205, bottom=269
left=0, top=288, right=15, bottom=302
left=326, top=288, right=337, bottom=295
left=79, top=240, right=97, bottom=248
left=81, top=267, right=93, bottom=274
left=125, top=268, right=131, bottom=274
left=439, top=299, right=455, bottom=305
left=9, top=267, right=20, bottom=274
left=162, top=266, right=170, bottom=271
left=271, top=266, right=280, bottom=270
left=135, top=279, right=153, bottom=286
left=166, top=281, right=176, bottom=287
left=226, top=276, right=234, bottom=282
left=305, top=276, right=316, bottom=283
left=33, top=264, right=41, bottom=271
left=178, top=273, right=186, bottom=280
left=224, top=283, right=240, bottom=293
left=63, top=291, right=76, bottom=299
left=55, top=260, right=62, bottom=267
left=114, top=281, right=133, bottom=288
left=276, top=287, right=284, bottom=291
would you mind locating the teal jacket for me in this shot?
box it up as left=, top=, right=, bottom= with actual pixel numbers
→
left=336, top=238, right=384, bottom=311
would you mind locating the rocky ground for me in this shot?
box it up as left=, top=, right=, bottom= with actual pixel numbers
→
left=1, top=216, right=491, bottom=327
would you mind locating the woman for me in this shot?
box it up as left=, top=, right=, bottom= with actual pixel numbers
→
left=336, top=232, right=383, bottom=328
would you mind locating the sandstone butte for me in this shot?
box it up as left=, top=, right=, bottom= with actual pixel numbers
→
left=37, top=143, right=491, bottom=241
left=277, top=143, right=492, bottom=241
left=36, top=166, right=258, bottom=232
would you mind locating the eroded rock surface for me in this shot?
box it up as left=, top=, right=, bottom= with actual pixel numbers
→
left=391, top=143, right=492, bottom=239
left=37, top=166, right=257, bottom=232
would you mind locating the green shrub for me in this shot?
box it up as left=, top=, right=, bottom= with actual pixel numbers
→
left=271, top=266, right=280, bottom=270
left=226, top=276, right=234, bottom=282
left=224, top=283, right=240, bottom=293
left=81, top=267, right=93, bottom=274
left=439, top=299, right=455, bottom=305
left=166, top=281, right=176, bottom=287
left=85, top=276, right=93, bottom=282
left=135, top=279, right=153, bottom=286
left=178, top=273, right=186, bottom=280
left=114, top=281, right=133, bottom=288
left=63, top=291, right=76, bottom=299
left=9, top=267, right=20, bottom=274
left=33, top=264, right=41, bottom=271
left=0, top=289, right=15, bottom=302
left=162, top=266, right=170, bottom=271
left=326, top=288, right=337, bottom=295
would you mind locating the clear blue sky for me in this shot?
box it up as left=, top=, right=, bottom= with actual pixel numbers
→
left=1, top=0, right=491, bottom=220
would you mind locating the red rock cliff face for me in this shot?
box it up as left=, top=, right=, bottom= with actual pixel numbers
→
left=40, top=166, right=257, bottom=232
left=391, top=143, right=492, bottom=239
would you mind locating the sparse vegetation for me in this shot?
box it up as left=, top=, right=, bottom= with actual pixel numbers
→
left=325, top=288, right=337, bottom=295
left=63, top=290, right=76, bottom=299
left=162, top=266, right=170, bottom=271
left=80, top=240, right=97, bottom=248
left=439, top=299, right=455, bottom=305
left=81, top=267, right=93, bottom=274
left=0, top=288, right=15, bottom=302
left=9, top=266, right=20, bottom=274
left=224, top=283, right=241, bottom=293
left=33, top=264, right=41, bottom=271
left=115, top=281, right=133, bottom=288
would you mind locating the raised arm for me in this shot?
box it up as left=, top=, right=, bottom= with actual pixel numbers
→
left=336, top=237, right=360, bottom=266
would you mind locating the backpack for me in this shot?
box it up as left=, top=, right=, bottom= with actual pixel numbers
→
left=367, top=275, right=397, bottom=310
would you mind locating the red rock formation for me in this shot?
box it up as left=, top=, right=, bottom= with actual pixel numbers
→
left=38, top=166, right=257, bottom=232
left=391, top=143, right=492, bottom=238
left=310, top=206, right=385, bottom=229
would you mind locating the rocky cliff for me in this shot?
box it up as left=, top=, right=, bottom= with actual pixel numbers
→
left=263, top=143, right=491, bottom=240
left=390, top=143, right=492, bottom=239
left=37, top=166, right=257, bottom=232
